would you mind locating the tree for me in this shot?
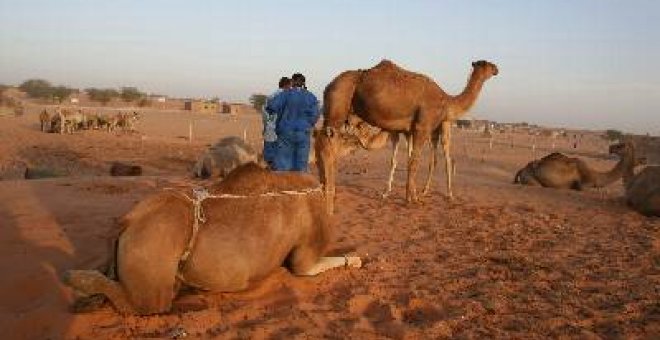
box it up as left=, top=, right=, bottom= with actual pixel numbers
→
left=87, top=88, right=119, bottom=106
left=19, top=79, right=53, bottom=99
left=120, top=87, right=144, bottom=102
left=249, top=93, right=268, bottom=111
left=51, top=86, right=75, bottom=103
left=604, top=129, right=623, bottom=141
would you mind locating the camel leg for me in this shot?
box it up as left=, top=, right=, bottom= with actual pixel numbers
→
left=382, top=134, right=401, bottom=199
left=406, top=132, right=428, bottom=203
left=300, top=257, right=362, bottom=276
left=441, top=121, right=453, bottom=199
left=316, top=131, right=338, bottom=214
left=422, top=130, right=441, bottom=196
left=64, top=270, right=134, bottom=314
left=296, top=257, right=362, bottom=277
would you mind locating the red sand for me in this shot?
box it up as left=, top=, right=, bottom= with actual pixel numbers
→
left=0, top=106, right=658, bottom=339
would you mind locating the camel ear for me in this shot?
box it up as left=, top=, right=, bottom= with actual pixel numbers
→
left=472, top=61, right=477, bottom=67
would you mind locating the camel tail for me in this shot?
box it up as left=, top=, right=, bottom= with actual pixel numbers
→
left=322, top=70, right=364, bottom=129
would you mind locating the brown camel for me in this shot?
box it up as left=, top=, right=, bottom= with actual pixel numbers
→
left=612, top=142, right=660, bottom=216
left=513, top=143, right=635, bottom=190
left=318, top=59, right=498, bottom=212
left=64, top=163, right=361, bottom=315
left=343, top=116, right=452, bottom=198
left=38, top=109, right=50, bottom=132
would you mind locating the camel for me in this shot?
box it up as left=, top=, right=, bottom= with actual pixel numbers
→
left=38, top=109, right=50, bottom=132
left=96, top=114, right=118, bottom=132
left=115, top=111, right=140, bottom=133
left=612, top=142, right=660, bottom=216
left=64, top=163, right=361, bottom=315
left=56, top=108, right=86, bottom=134
left=513, top=143, right=635, bottom=190
left=317, top=59, right=498, bottom=211
left=192, top=136, right=259, bottom=179
left=344, top=116, right=457, bottom=198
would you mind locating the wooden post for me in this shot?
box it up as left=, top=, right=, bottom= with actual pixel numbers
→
left=188, top=120, right=193, bottom=142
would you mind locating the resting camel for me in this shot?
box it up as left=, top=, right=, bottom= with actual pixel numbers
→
left=192, top=136, right=259, bottom=179
left=65, top=163, right=361, bottom=315
left=513, top=143, right=635, bottom=190
left=318, top=59, right=498, bottom=212
left=612, top=142, right=660, bottom=216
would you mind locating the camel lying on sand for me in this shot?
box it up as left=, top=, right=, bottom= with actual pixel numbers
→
left=192, top=136, right=259, bottom=179
left=65, top=163, right=361, bottom=315
left=318, top=59, right=498, bottom=212
left=612, top=142, right=660, bottom=216
left=513, top=142, right=635, bottom=190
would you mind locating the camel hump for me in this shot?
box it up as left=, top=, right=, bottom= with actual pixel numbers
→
left=214, top=162, right=320, bottom=195
left=543, top=152, right=569, bottom=161
left=373, top=59, right=399, bottom=70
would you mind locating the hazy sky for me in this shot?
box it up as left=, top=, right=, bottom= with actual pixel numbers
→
left=1, top=1, right=659, bottom=134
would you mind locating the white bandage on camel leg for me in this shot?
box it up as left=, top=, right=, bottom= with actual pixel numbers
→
left=300, top=256, right=362, bottom=276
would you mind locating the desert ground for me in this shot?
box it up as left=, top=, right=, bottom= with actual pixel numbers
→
left=0, top=105, right=658, bottom=339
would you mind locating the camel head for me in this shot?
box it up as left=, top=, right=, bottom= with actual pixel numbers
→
left=471, top=60, right=499, bottom=79
left=313, top=127, right=362, bottom=160
left=609, top=141, right=646, bottom=166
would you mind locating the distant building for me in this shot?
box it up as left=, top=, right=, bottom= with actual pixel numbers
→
left=184, top=99, right=220, bottom=113
left=221, top=102, right=257, bottom=116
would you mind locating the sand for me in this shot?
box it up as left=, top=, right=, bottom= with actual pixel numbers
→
left=0, top=105, right=658, bottom=339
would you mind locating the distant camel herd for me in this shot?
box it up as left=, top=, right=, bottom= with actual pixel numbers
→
left=39, top=107, right=140, bottom=134
left=64, top=59, right=658, bottom=316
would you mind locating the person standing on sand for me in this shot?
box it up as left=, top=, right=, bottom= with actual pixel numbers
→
left=262, top=77, right=291, bottom=168
left=266, top=73, right=319, bottom=172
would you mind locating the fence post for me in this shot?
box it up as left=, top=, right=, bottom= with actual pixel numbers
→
left=188, top=120, right=193, bottom=142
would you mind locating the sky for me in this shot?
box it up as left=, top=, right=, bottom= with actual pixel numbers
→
left=1, top=0, right=659, bottom=135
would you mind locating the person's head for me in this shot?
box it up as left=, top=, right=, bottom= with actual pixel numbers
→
left=278, top=77, right=291, bottom=89
left=291, top=73, right=306, bottom=88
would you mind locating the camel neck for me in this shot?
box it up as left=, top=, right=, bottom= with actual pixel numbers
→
left=448, top=71, right=486, bottom=119
left=592, top=151, right=634, bottom=187
left=621, top=153, right=636, bottom=190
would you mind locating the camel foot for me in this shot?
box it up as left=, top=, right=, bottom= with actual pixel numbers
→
left=345, top=256, right=362, bottom=269
left=381, top=191, right=391, bottom=199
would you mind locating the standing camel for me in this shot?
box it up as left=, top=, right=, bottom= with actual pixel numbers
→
left=39, top=109, right=50, bottom=132
left=317, top=59, right=498, bottom=212
left=345, top=116, right=451, bottom=198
